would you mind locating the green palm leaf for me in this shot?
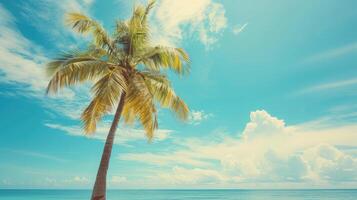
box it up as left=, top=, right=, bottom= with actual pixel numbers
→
left=46, top=55, right=113, bottom=94
left=136, top=46, right=190, bottom=75
left=81, top=68, right=127, bottom=134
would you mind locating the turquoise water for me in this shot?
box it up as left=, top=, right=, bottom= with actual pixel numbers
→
left=0, top=189, right=357, bottom=200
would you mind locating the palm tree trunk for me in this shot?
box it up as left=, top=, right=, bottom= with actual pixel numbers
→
left=90, top=92, right=126, bottom=200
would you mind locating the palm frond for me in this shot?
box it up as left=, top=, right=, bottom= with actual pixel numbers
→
left=142, top=0, right=155, bottom=23
left=114, top=20, right=133, bottom=55
left=81, top=68, right=127, bottom=134
left=46, top=54, right=113, bottom=94
left=122, top=74, right=157, bottom=140
left=142, top=71, right=189, bottom=120
left=137, top=46, right=190, bottom=75
left=113, top=1, right=155, bottom=58
left=66, top=13, right=115, bottom=53
left=125, top=1, right=155, bottom=56
left=85, top=45, right=109, bottom=58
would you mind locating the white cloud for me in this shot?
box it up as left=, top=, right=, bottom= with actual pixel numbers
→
left=0, top=3, right=96, bottom=125
left=150, top=0, right=227, bottom=48
left=241, top=110, right=286, bottom=139
left=158, top=166, right=225, bottom=185
left=45, top=122, right=172, bottom=145
left=232, top=23, right=248, bottom=35
left=118, top=110, right=357, bottom=188
left=0, top=4, right=48, bottom=96
left=0, top=175, right=92, bottom=188
left=110, top=176, right=127, bottom=184
left=119, top=151, right=209, bottom=167
left=188, top=110, right=213, bottom=125
left=65, top=176, right=90, bottom=185
left=43, top=84, right=93, bottom=119
left=10, top=150, right=67, bottom=163
left=304, top=42, right=357, bottom=63
left=19, top=0, right=94, bottom=48
left=303, top=144, right=357, bottom=182
left=297, top=78, right=357, bottom=95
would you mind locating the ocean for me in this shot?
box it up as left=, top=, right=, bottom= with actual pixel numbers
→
left=0, top=189, right=357, bottom=200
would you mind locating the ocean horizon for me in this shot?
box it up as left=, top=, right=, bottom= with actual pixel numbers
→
left=1, top=189, right=357, bottom=200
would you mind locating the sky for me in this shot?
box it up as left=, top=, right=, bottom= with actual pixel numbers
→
left=0, top=0, right=357, bottom=189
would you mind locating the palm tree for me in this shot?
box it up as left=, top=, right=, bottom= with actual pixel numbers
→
left=46, top=1, right=190, bottom=199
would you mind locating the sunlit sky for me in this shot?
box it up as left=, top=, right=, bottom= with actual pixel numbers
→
left=1, top=0, right=357, bottom=189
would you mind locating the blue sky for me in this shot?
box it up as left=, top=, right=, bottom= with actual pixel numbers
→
left=0, top=0, right=357, bottom=189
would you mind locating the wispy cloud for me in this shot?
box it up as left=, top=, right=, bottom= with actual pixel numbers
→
left=19, top=0, right=94, bottom=48
left=158, top=166, right=225, bottom=185
left=0, top=3, right=93, bottom=121
left=119, top=151, right=210, bottom=167
left=296, top=77, right=357, bottom=95
left=10, top=150, right=67, bottom=163
left=232, top=23, right=248, bottom=35
left=304, top=42, right=357, bottom=63
left=110, top=176, right=127, bottom=185
left=45, top=122, right=172, bottom=145
left=0, top=3, right=48, bottom=96
left=0, top=0, right=98, bottom=120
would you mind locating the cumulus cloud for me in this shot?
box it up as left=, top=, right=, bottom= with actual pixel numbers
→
left=118, top=110, right=357, bottom=187
left=241, top=110, right=286, bottom=139
left=150, top=0, right=227, bottom=48
left=303, top=144, right=357, bottom=182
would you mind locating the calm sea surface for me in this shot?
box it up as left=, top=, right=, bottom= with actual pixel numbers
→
left=0, top=189, right=356, bottom=200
